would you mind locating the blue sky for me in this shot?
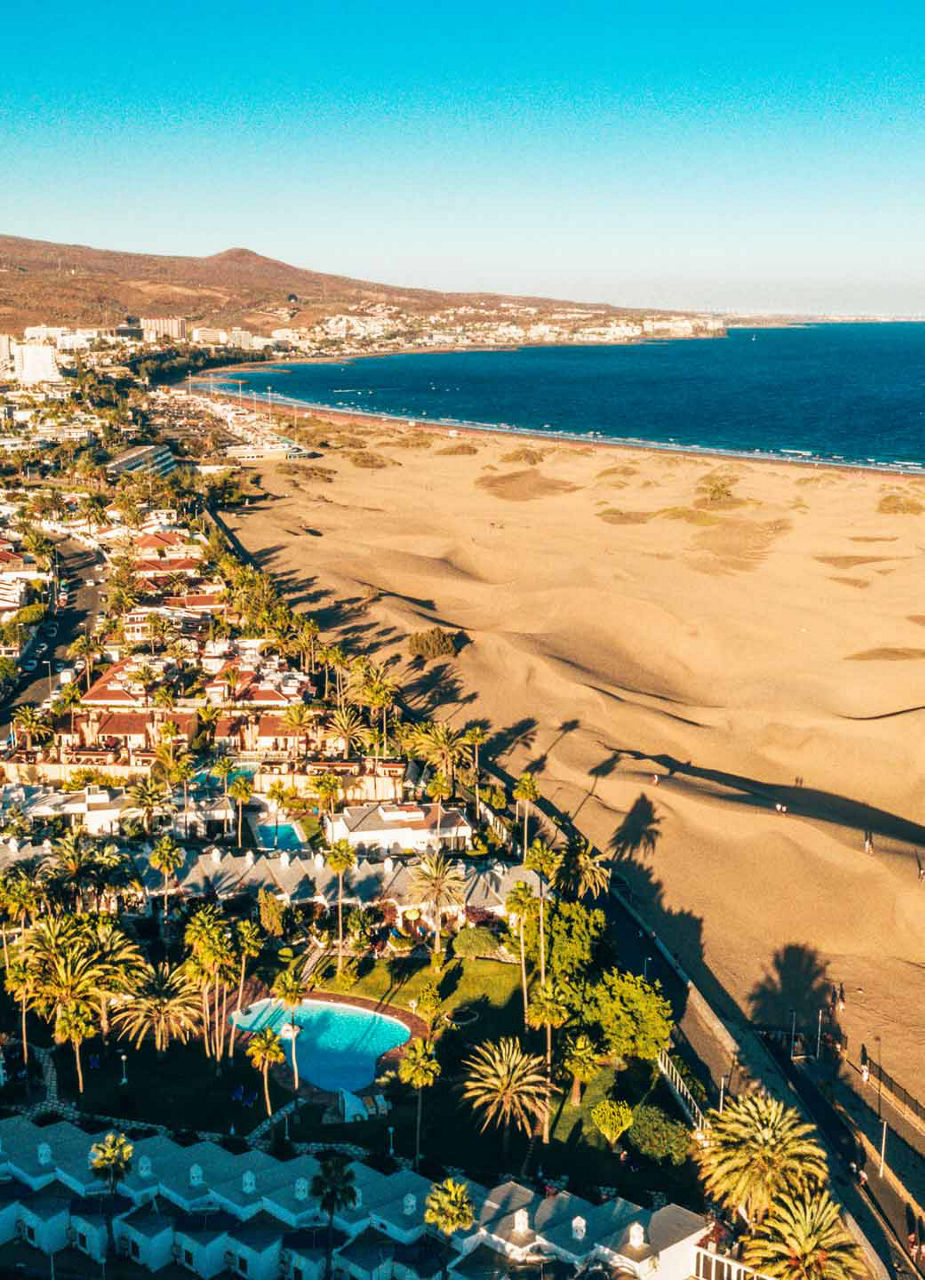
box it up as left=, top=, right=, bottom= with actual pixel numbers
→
left=1, top=0, right=923, bottom=313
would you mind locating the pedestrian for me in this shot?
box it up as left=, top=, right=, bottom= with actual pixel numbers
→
left=861, top=1063, right=869, bottom=1085
left=838, top=982, right=846, bottom=1011
left=652, top=774, right=659, bottom=786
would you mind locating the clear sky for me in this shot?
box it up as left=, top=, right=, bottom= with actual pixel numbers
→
left=1, top=0, right=923, bottom=314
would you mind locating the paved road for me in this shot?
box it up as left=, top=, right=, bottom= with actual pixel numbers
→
left=0, top=539, right=103, bottom=737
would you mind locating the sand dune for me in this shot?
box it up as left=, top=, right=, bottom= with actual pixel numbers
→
left=229, top=422, right=925, bottom=1087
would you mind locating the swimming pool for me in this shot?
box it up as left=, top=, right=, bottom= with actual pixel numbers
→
left=256, top=822, right=302, bottom=851
left=232, top=997, right=410, bottom=1092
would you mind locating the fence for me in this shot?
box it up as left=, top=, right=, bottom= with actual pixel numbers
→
left=694, top=1247, right=773, bottom=1280
left=866, top=1058, right=925, bottom=1130
left=658, top=1049, right=706, bottom=1130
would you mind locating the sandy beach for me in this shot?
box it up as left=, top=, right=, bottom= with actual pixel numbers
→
left=224, top=409, right=925, bottom=1090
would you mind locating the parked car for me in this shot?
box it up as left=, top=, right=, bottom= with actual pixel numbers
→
left=22, top=660, right=37, bottom=673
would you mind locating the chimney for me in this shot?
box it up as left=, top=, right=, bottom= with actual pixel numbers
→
left=37, top=1142, right=52, bottom=1167
left=280, top=851, right=290, bottom=869
left=629, top=1222, right=646, bottom=1249
left=139, top=1156, right=152, bottom=1179
left=242, top=1170, right=256, bottom=1193
left=189, top=1163, right=203, bottom=1187
left=403, top=1193, right=416, bottom=1216
left=572, top=1216, right=587, bottom=1241
left=295, top=1177, right=308, bottom=1201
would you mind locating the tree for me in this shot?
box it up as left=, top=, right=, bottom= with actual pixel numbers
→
left=627, top=1104, right=691, bottom=1166
left=325, top=839, right=356, bottom=973
left=591, top=1099, right=634, bottom=1150
left=127, top=777, right=170, bottom=836
left=398, top=1037, right=441, bottom=1169
left=426, top=770, right=452, bottom=849
left=311, top=1153, right=357, bottom=1280
left=527, top=981, right=569, bottom=1143
left=331, top=706, right=365, bottom=760
left=452, top=925, right=500, bottom=959
left=555, top=835, right=610, bottom=900
left=524, top=899, right=606, bottom=991
left=694, top=1094, right=828, bottom=1224
left=5, top=952, right=35, bottom=1064
left=246, top=1027, right=285, bottom=1117
left=170, top=751, right=196, bottom=839
left=462, top=1037, right=549, bottom=1157
left=272, top=967, right=306, bottom=1092
left=513, top=772, right=539, bottom=855
left=113, top=962, right=201, bottom=1055
left=56, top=1001, right=96, bottom=1094
left=524, top=838, right=559, bottom=987
left=425, top=1178, right=474, bottom=1280
left=464, top=725, right=488, bottom=813
left=211, top=756, right=235, bottom=835
left=90, top=1131, right=133, bottom=1256
left=12, top=705, right=51, bottom=754
left=150, top=835, right=184, bottom=928
left=282, top=702, right=315, bottom=758
left=258, top=887, right=286, bottom=938
left=313, top=771, right=343, bottom=823
left=408, top=851, right=465, bottom=957
left=415, top=721, right=468, bottom=792
left=563, top=1032, right=600, bottom=1106
left=229, top=920, right=262, bottom=1056
left=593, top=970, right=673, bottom=1064
left=743, top=1190, right=865, bottom=1280
left=68, top=634, right=101, bottom=693
left=228, top=774, right=253, bottom=849
left=505, top=881, right=535, bottom=1030
left=266, top=780, right=288, bottom=847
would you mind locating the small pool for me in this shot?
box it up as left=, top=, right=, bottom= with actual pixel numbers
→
left=256, top=822, right=302, bottom=851
left=233, top=997, right=409, bottom=1092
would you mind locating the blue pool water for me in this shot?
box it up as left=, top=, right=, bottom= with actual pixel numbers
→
left=233, top=997, right=410, bottom=1092
left=256, top=822, right=302, bottom=851
left=206, top=325, right=925, bottom=472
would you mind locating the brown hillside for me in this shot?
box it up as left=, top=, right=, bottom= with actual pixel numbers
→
left=0, top=234, right=646, bottom=334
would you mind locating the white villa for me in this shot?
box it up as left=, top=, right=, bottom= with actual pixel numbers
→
left=325, top=802, right=473, bottom=856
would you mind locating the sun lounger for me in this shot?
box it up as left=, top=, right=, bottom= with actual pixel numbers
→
left=374, top=1094, right=389, bottom=1116
left=363, top=1096, right=377, bottom=1117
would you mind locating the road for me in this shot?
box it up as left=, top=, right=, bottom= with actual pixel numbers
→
left=0, top=539, right=103, bottom=737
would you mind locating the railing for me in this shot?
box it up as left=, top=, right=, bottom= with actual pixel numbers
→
left=694, top=1247, right=774, bottom=1280
left=865, top=1057, right=925, bottom=1129
left=658, top=1049, right=705, bottom=1129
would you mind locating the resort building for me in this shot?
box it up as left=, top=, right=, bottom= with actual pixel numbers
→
left=0, top=1115, right=712, bottom=1280
left=141, top=316, right=188, bottom=341
left=325, top=802, right=473, bottom=855
left=106, top=443, right=177, bottom=479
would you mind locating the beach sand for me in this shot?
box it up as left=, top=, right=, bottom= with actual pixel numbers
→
left=225, top=412, right=925, bottom=1089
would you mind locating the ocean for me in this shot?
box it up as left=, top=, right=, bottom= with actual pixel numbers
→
left=208, top=322, right=925, bottom=472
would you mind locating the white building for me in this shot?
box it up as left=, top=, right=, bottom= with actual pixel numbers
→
left=325, top=801, right=473, bottom=855
left=11, top=343, right=63, bottom=386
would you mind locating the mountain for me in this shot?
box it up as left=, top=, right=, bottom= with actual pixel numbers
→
left=0, top=234, right=652, bottom=335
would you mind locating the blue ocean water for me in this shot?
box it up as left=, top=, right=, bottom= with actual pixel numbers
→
left=211, top=323, right=925, bottom=471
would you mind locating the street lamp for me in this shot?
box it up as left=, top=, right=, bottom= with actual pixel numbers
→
left=119, top=1053, right=128, bottom=1087
left=643, top=955, right=653, bottom=981
left=388, top=1125, right=395, bottom=1157
left=44, top=660, right=53, bottom=701
left=875, top=1035, right=883, bottom=1119
left=789, top=1009, right=797, bottom=1060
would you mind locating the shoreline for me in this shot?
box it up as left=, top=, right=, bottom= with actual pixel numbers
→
left=191, top=379, right=925, bottom=481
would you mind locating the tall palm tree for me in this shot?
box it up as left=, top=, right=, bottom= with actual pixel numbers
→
left=211, top=756, right=235, bottom=835
left=563, top=1032, right=600, bottom=1106
left=694, top=1094, right=828, bottom=1223
left=426, top=771, right=452, bottom=849
left=282, top=702, right=315, bottom=758
left=505, top=881, right=535, bottom=1030
left=325, top=839, right=356, bottom=974
left=43, top=827, right=95, bottom=911
left=513, top=772, right=540, bottom=855
left=425, top=1178, right=474, bottom=1280
left=81, top=916, right=143, bottom=1043
left=5, top=951, right=35, bottom=1064
left=271, top=967, right=306, bottom=1092
left=311, top=1154, right=357, bottom=1280
left=229, top=920, right=262, bottom=1056
left=56, top=1001, right=96, bottom=1094
left=12, top=705, right=51, bottom=754
left=246, top=1027, right=285, bottom=1117
left=67, top=634, right=101, bottom=693
left=330, top=706, right=365, bottom=760
left=398, top=1038, right=441, bottom=1169
left=462, top=1037, right=549, bottom=1157
left=744, top=1190, right=865, bottom=1280
left=150, top=835, right=184, bottom=928
left=524, top=838, right=559, bottom=987
left=464, top=726, right=488, bottom=813
left=266, top=780, right=288, bottom=847
left=408, top=851, right=465, bottom=957
left=527, top=981, right=569, bottom=1144
left=170, top=751, right=196, bottom=838
left=113, top=961, right=201, bottom=1055
left=90, top=1131, right=134, bottom=1258
left=555, top=835, right=609, bottom=900
left=416, top=722, right=467, bottom=793
left=127, top=777, right=170, bottom=836
left=228, top=774, right=253, bottom=849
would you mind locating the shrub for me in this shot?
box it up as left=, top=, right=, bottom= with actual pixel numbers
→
left=627, top=1103, right=691, bottom=1165
left=453, top=925, right=500, bottom=959
left=591, top=1099, right=634, bottom=1149
left=408, top=627, right=457, bottom=662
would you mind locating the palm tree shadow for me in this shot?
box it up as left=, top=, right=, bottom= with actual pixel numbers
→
left=610, top=794, right=661, bottom=861
left=747, top=943, right=837, bottom=1035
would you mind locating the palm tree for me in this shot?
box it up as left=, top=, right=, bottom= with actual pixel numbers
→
left=113, top=961, right=201, bottom=1055
left=229, top=920, right=262, bottom=1056
left=505, top=881, right=535, bottom=1030
left=744, top=1190, right=865, bottom=1280
left=5, top=951, right=35, bottom=1064
left=228, top=774, right=253, bottom=849
left=555, top=835, right=609, bottom=900
left=462, top=1037, right=549, bottom=1157
left=325, top=839, right=356, bottom=974
left=330, top=706, right=365, bottom=760
left=211, top=756, right=235, bottom=835
left=127, top=777, right=169, bottom=836
left=67, top=634, right=101, bottom=693
left=79, top=493, right=108, bottom=535
left=513, top=772, right=540, bottom=855
left=312, top=771, right=343, bottom=824
left=150, top=835, right=184, bottom=928
left=425, top=1178, right=474, bottom=1280
left=694, top=1094, right=828, bottom=1224
left=524, top=838, right=559, bottom=987
left=82, top=916, right=143, bottom=1043
left=311, top=1154, right=357, bottom=1280
left=563, top=1032, right=600, bottom=1106
left=282, top=702, right=315, bottom=758
left=426, top=770, right=452, bottom=849
left=271, top=967, right=306, bottom=1092
left=527, top=980, right=569, bottom=1144
left=90, top=1131, right=134, bottom=1257
left=12, top=705, right=51, bottom=754
left=408, top=851, right=465, bottom=957
left=56, top=1000, right=96, bottom=1094
left=266, top=780, right=288, bottom=848
left=416, top=722, right=467, bottom=793
left=464, top=726, right=488, bottom=812
left=170, top=751, right=196, bottom=838
left=43, top=827, right=95, bottom=911
left=246, top=1026, right=285, bottom=1117
left=398, top=1038, right=441, bottom=1169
